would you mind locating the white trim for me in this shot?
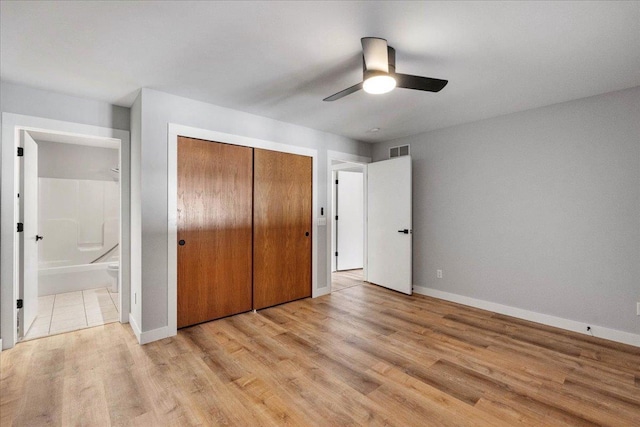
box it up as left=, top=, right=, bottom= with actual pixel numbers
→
left=167, top=124, right=319, bottom=341
left=314, top=287, right=331, bottom=299
left=139, top=326, right=172, bottom=345
left=129, top=313, right=142, bottom=343
left=413, top=285, right=640, bottom=348
left=1, top=113, right=131, bottom=350
left=130, top=313, right=169, bottom=345
left=326, top=150, right=371, bottom=292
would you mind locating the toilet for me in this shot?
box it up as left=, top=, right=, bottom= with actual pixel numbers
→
left=107, top=263, right=119, bottom=293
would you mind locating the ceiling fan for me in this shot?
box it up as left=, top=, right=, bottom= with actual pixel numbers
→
left=323, top=37, right=448, bottom=102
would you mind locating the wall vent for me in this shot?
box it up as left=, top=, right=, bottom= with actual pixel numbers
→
left=389, top=144, right=410, bottom=158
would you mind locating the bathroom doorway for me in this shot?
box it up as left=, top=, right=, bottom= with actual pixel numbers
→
left=21, top=132, right=122, bottom=340
left=0, top=113, right=131, bottom=349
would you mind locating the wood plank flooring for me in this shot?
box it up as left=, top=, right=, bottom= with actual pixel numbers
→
left=331, top=269, right=364, bottom=292
left=2, top=281, right=639, bottom=426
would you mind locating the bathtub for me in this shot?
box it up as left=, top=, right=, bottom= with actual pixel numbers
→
left=38, top=262, right=115, bottom=296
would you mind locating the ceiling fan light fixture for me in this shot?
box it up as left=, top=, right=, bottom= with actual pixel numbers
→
left=363, top=73, right=396, bottom=94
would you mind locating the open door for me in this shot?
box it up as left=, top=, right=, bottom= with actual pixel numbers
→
left=367, top=156, right=412, bottom=294
left=336, top=170, right=364, bottom=271
left=20, top=131, right=39, bottom=336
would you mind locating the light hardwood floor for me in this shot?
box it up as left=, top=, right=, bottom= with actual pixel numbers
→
left=1, top=281, right=639, bottom=426
left=331, top=269, right=364, bottom=292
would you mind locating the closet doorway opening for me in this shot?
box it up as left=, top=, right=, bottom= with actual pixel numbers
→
left=167, top=124, right=318, bottom=338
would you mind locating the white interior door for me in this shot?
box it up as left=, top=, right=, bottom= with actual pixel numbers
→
left=336, top=171, right=364, bottom=271
left=367, top=156, right=412, bottom=294
left=20, top=131, right=39, bottom=336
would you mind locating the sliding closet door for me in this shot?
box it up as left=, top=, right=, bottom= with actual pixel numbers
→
left=177, top=137, right=253, bottom=328
left=253, top=149, right=312, bottom=310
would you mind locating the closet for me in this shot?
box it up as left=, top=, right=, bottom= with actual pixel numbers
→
left=176, top=137, right=311, bottom=328
left=253, top=149, right=312, bottom=309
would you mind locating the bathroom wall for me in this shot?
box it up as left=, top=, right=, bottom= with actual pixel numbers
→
left=37, top=140, right=119, bottom=181
left=38, top=178, right=119, bottom=268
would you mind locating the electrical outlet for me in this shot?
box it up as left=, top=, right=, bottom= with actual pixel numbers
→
left=436, top=269, right=443, bottom=279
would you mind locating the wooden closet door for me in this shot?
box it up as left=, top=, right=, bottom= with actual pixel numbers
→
left=177, top=137, right=253, bottom=328
left=253, top=149, right=312, bottom=310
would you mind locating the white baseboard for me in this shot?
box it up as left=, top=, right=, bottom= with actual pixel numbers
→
left=0, top=338, right=3, bottom=351
left=128, top=313, right=173, bottom=345
left=413, top=285, right=640, bottom=348
left=314, top=287, right=331, bottom=298
left=139, top=326, right=172, bottom=345
left=129, top=313, right=142, bottom=343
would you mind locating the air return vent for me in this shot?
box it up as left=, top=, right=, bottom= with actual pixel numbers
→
left=389, top=144, right=410, bottom=158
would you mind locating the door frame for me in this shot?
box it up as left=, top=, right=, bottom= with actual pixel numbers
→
left=1, top=113, right=131, bottom=350
left=326, top=150, right=371, bottom=291
left=167, top=124, right=318, bottom=338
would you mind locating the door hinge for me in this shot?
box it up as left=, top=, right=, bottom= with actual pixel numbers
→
left=335, top=251, right=338, bottom=257
left=17, top=147, right=23, bottom=157
left=17, top=223, right=23, bottom=232
left=335, top=179, right=338, bottom=185
left=17, top=299, right=23, bottom=309
left=335, top=215, right=338, bottom=221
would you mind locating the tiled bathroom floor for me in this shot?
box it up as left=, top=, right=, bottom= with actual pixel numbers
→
left=23, top=287, right=120, bottom=341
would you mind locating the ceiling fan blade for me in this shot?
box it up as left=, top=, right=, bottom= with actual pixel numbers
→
left=323, top=82, right=363, bottom=102
left=395, top=73, right=448, bottom=92
left=361, top=37, right=389, bottom=72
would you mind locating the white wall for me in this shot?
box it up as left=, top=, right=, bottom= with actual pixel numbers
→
left=1, top=81, right=131, bottom=349
left=335, top=170, right=364, bottom=271
left=0, top=81, right=130, bottom=131
left=37, top=141, right=120, bottom=267
left=37, top=140, right=119, bottom=181
left=39, top=178, right=119, bottom=268
left=372, top=87, right=640, bottom=337
left=137, top=88, right=371, bottom=333
left=129, top=93, right=142, bottom=332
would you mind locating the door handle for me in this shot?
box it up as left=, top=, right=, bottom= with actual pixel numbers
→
left=178, top=239, right=186, bottom=246
left=35, top=235, right=44, bottom=241
left=397, top=229, right=410, bottom=234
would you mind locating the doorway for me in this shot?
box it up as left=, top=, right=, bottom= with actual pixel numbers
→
left=0, top=114, right=131, bottom=350
left=21, top=132, right=122, bottom=340
left=331, top=161, right=365, bottom=293
left=326, top=151, right=371, bottom=293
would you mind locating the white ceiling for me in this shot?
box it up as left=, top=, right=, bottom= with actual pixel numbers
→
left=2, top=1, right=639, bottom=143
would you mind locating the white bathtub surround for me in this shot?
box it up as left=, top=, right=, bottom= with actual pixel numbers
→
left=23, top=288, right=119, bottom=341
left=38, top=262, right=114, bottom=296
left=38, top=177, right=119, bottom=268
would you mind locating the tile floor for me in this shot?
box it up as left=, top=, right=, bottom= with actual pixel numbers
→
left=23, top=287, right=119, bottom=341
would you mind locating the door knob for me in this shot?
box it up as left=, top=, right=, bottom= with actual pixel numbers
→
left=35, top=235, right=44, bottom=241
left=178, top=239, right=186, bottom=246
left=305, top=232, right=310, bottom=237
left=397, top=229, right=409, bottom=234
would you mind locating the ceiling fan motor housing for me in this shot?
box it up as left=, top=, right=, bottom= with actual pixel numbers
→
left=362, top=47, right=396, bottom=79
left=323, top=37, right=448, bottom=101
